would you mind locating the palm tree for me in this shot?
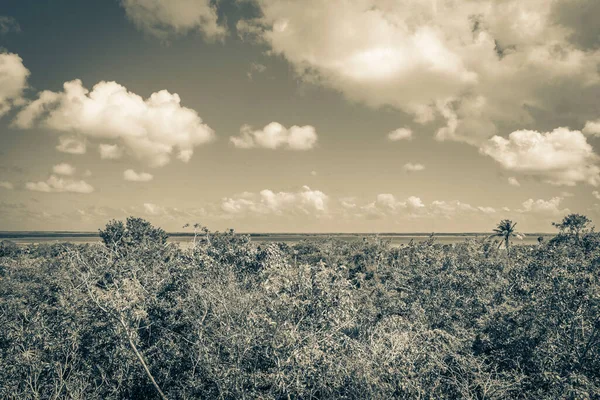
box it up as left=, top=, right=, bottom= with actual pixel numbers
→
left=490, top=219, right=521, bottom=252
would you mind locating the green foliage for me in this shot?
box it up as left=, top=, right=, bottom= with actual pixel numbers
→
left=1, top=217, right=599, bottom=399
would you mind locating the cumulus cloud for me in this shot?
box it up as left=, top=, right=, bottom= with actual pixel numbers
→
left=387, top=128, right=412, bottom=141
left=583, top=119, right=600, bottom=136
left=349, top=194, right=500, bottom=221
left=13, top=79, right=215, bottom=167
left=508, top=177, right=521, bottom=187
left=0, top=181, right=14, bottom=190
left=56, top=135, right=86, bottom=155
left=99, top=144, right=124, bottom=160
left=429, top=200, right=479, bottom=218
left=480, top=127, right=600, bottom=186
left=403, top=162, right=425, bottom=172
left=140, top=202, right=207, bottom=220
left=593, top=191, right=600, bottom=201
left=360, top=194, right=425, bottom=219
left=518, top=197, right=570, bottom=216
left=221, top=186, right=328, bottom=216
left=230, top=122, right=317, bottom=150
left=52, top=163, right=76, bottom=176
left=120, top=0, right=226, bottom=41
left=240, top=0, right=600, bottom=144
left=0, top=52, right=29, bottom=117
left=124, top=169, right=154, bottom=182
left=25, top=175, right=94, bottom=194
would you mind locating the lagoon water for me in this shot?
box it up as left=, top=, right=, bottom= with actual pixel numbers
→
left=2, top=233, right=554, bottom=248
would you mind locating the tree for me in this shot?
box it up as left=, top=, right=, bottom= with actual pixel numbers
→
left=552, top=214, right=592, bottom=244
left=490, top=219, right=520, bottom=252
left=99, top=217, right=168, bottom=254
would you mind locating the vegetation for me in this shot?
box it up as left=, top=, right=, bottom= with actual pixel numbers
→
left=1, top=214, right=599, bottom=399
left=489, top=219, right=521, bottom=252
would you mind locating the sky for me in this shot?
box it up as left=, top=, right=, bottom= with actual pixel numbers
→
left=0, top=0, right=599, bottom=233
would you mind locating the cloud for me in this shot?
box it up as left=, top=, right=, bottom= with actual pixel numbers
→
left=349, top=194, right=501, bottom=221
left=429, top=200, right=479, bottom=218
left=518, top=197, right=570, bottom=216
left=56, top=135, right=86, bottom=155
left=221, top=186, right=328, bottom=216
left=99, top=143, right=124, bottom=160
left=230, top=122, right=317, bottom=150
left=553, top=0, right=600, bottom=51
left=143, top=202, right=163, bottom=215
left=140, top=202, right=207, bottom=220
left=0, top=52, right=29, bottom=117
left=0, top=16, right=20, bottom=34
left=0, top=181, right=14, bottom=190
left=480, top=127, right=600, bottom=186
left=25, top=175, right=94, bottom=194
left=403, top=162, right=425, bottom=172
left=593, top=191, right=600, bottom=201
left=120, top=0, right=226, bottom=41
left=124, top=169, right=154, bottom=182
left=247, top=62, right=267, bottom=80
left=52, top=163, right=76, bottom=176
left=360, top=194, right=425, bottom=219
left=13, top=79, right=215, bottom=167
left=583, top=119, right=600, bottom=136
left=508, top=177, right=520, bottom=187
left=240, top=0, right=600, bottom=144
left=387, top=127, right=413, bottom=141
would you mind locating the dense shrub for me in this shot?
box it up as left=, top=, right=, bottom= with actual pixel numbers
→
left=1, top=218, right=599, bottom=399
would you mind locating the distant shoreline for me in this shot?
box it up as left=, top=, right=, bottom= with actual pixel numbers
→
left=0, top=231, right=555, bottom=239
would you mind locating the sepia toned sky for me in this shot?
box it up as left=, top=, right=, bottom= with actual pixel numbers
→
left=0, top=0, right=599, bottom=233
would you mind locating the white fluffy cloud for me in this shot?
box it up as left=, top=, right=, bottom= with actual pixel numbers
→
left=121, top=0, right=226, bottom=40
left=593, top=191, right=600, bottom=201
left=230, top=122, right=317, bottom=150
left=359, top=194, right=425, bottom=219
left=99, top=144, right=124, bottom=160
left=429, top=200, right=479, bottom=218
left=52, top=163, right=76, bottom=176
left=240, top=0, right=600, bottom=144
left=13, top=79, right=215, bottom=167
left=518, top=197, right=570, bottom=216
left=124, top=169, right=154, bottom=182
left=387, top=128, right=412, bottom=141
left=347, top=194, right=501, bottom=221
left=56, top=136, right=86, bottom=155
left=0, top=52, right=29, bottom=117
left=480, top=128, right=600, bottom=186
left=0, top=181, right=14, bottom=190
left=403, top=162, right=425, bottom=172
left=583, top=119, right=600, bottom=136
left=221, top=186, right=328, bottom=216
left=25, top=175, right=94, bottom=194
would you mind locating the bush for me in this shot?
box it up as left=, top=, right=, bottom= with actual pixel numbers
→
left=1, top=218, right=599, bottom=399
